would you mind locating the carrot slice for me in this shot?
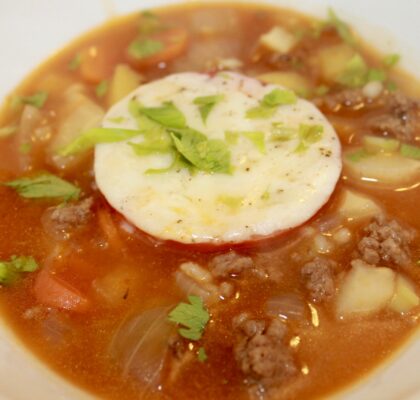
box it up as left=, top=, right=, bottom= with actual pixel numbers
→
left=34, top=268, right=90, bottom=313
left=127, top=27, right=188, bottom=69
left=79, top=46, right=111, bottom=84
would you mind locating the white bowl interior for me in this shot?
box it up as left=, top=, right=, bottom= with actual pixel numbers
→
left=0, top=1, right=419, bottom=399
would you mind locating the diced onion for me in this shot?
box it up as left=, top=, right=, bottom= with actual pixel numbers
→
left=266, top=294, right=308, bottom=322
left=109, top=307, right=174, bottom=391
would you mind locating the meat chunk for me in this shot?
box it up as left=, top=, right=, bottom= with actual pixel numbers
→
left=234, top=316, right=296, bottom=386
left=358, top=215, right=415, bottom=267
left=42, top=197, right=93, bottom=238
left=301, top=257, right=336, bottom=303
left=314, top=88, right=366, bottom=111
left=368, top=92, right=420, bottom=143
left=209, top=251, right=253, bottom=278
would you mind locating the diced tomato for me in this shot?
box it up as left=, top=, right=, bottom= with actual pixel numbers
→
left=127, top=27, right=188, bottom=69
left=33, top=268, right=90, bottom=313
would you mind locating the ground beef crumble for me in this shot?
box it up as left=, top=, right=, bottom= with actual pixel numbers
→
left=209, top=251, right=254, bottom=278
left=49, top=197, right=93, bottom=231
left=301, top=257, right=336, bottom=303
left=233, top=314, right=297, bottom=387
left=357, top=215, right=415, bottom=267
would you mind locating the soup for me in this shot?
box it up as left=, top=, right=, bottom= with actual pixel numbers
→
left=0, top=2, right=419, bottom=400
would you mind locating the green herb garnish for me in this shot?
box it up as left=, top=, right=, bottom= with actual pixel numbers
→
left=346, top=148, right=369, bottom=162
left=271, top=123, right=297, bottom=141
left=383, top=53, right=400, bottom=68
left=170, top=128, right=231, bottom=174
left=294, top=124, right=324, bottom=153
left=193, top=94, right=224, bottom=123
left=18, top=143, right=31, bottom=154
left=262, top=88, right=297, bottom=107
left=95, top=80, right=109, bottom=98
left=4, top=173, right=80, bottom=201
left=59, top=128, right=142, bottom=156
left=68, top=53, right=82, bottom=71
left=11, top=91, right=48, bottom=109
left=400, top=144, right=420, bottom=160
left=246, top=88, right=297, bottom=120
left=367, top=68, right=386, bottom=82
left=138, top=101, right=186, bottom=129
left=168, top=295, right=210, bottom=341
left=326, top=8, right=355, bottom=45
left=0, top=256, right=39, bottom=286
left=198, top=347, right=208, bottom=363
left=336, top=54, right=368, bottom=88
left=128, top=39, right=163, bottom=59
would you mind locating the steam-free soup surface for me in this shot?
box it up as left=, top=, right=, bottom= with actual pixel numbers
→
left=0, top=3, right=419, bottom=400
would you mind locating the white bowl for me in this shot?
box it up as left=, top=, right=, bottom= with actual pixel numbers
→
left=0, top=1, right=419, bottom=399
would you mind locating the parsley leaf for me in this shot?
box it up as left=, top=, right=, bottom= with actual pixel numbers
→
left=198, top=347, right=207, bottom=363
left=128, top=39, right=163, bottom=59
left=12, top=91, right=48, bottom=109
left=193, top=94, right=224, bottom=123
left=4, top=173, right=80, bottom=201
left=170, top=128, right=231, bottom=174
left=0, top=255, right=39, bottom=286
left=58, top=128, right=142, bottom=156
left=327, top=8, right=355, bottom=45
left=95, top=80, right=109, bottom=98
left=168, top=295, right=210, bottom=341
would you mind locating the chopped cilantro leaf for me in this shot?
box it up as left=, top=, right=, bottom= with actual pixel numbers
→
left=193, top=94, right=224, bottom=123
left=168, top=295, right=210, bottom=341
left=383, top=53, right=400, bottom=68
left=68, top=53, right=82, bottom=71
left=95, top=80, right=109, bottom=98
left=128, top=39, right=163, bottom=59
left=59, top=128, right=142, bottom=156
left=400, top=144, right=420, bottom=160
left=327, top=8, right=355, bottom=45
left=12, top=91, right=48, bottom=109
left=0, top=255, right=39, bottom=286
left=4, top=173, right=80, bottom=201
left=198, top=347, right=207, bottom=363
left=129, top=127, right=173, bottom=156
left=262, top=88, right=297, bottom=107
left=230, top=131, right=266, bottom=154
